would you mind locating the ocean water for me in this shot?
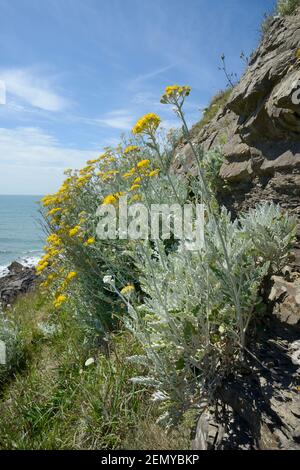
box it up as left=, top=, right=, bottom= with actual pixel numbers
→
left=0, top=195, right=44, bottom=277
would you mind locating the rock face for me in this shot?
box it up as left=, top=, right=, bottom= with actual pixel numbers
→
left=176, top=8, right=300, bottom=232
left=0, top=262, right=37, bottom=306
left=192, top=259, right=300, bottom=450
left=185, top=8, right=300, bottom=451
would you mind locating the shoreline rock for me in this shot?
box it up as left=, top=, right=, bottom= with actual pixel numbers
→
left=0, top=261, right=37, bottom=306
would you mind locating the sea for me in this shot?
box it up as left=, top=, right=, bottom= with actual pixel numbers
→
left=0, top=195, right=44, bottom=277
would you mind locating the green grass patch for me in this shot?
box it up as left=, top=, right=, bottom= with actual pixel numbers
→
left=188, top=88, right=232, bottom=140
left=277, top=0, right=300, bottom=16
left=0, top=291, right=190, bottom=450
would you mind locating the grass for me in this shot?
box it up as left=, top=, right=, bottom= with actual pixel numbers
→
left=261, top=0, right=299, bottom=37
left=188, top=88, right=232, bottom=141
left=0, top=291, right=191, bottom=450
left=277, top=0, right=300, bottom=16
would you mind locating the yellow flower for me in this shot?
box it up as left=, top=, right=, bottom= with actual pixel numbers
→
left=84, top=237, right=95, bottom=246
left=66, top=271, right=77, bottom=281
left=148, top=168, right=160, bottom=177
left=133, top=176, right=141, bottom=184
left=123, top=170, right=135, bottom=179
left=47, top=234, right=61, bottom=246
left=38, top=254, right=50, bottom=264
left=41, top=195, right=59, bottom=207
left=115, top=191, right=126, bottom=198
left=137, top=159, right=150, bottom=169
left=69, top=226, right=80, bottom=237
left=130, top=184, right=141, bottom=191
left=160, top=85, right=191, bottom=104
left=106, top=169, right=119, bottom=176
left=36, top=262, right=48, bottom=275
left=130, top=194, right=142, bottom=202
left=132, top=113, right=161, bottom=135
left=80, top=165, right=93, bottom=175
left=54, top=294, right=67, bottom=309
left=102, top=194, right=117, bottom=205
left=120, top=284, right=135, bottom=296
left=76, top=174, right=92, bottom=187
left=124, top=145, right=140, bottom=154
left=47, top=207, right=62, bottom=217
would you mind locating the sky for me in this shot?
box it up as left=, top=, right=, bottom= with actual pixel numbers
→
left=0, top=0, right=275, bottom=195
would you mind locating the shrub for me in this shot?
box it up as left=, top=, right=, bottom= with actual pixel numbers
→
left=124, top=203, right=295, bottom=425
left=277, top=0, right=300, bottom=15
left=39, top=84, right=296, bottom=428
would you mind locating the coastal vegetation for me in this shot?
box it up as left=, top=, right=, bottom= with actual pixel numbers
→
left=0, top=79, right=296, bottom=448
left=0, top=291, right=190, bottom=449
left=0, top=1, right=299, bottom=448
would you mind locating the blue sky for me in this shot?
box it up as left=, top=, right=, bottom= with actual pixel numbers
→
left=0, top=0, right=275, bottom=195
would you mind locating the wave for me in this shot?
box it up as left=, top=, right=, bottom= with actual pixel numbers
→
left=0, top=265, right=9, bottom=278
left=0, top=253, right=42, bottom=278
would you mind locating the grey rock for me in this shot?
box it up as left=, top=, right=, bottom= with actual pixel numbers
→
left=0, top=264, right=37, bottom=306
left=175, top=8, right=300, bottom=231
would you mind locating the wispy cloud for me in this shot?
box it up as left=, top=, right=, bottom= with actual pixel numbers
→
left=0, top=127, right=93, bottom=168
left=96, top=109, right=134, bottom=130
left=127, top=64, right=177, bottom=91
left=0, top=68, right=69, bottom=112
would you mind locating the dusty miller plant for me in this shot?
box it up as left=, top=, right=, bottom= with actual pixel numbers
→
left=121, top=86, right=297, bottom=425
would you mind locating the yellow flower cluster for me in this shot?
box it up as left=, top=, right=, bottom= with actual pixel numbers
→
left=102, top=194, right=118, bottom=205
left=47, top=207, right=62, bottom=217
left=123, top=168, right=136, bottom=179
left=160, top=85, right=191, bottom=104
left=47, top=234, right=61, bottom=246
left=124, top=145, right=140, bottom=155
left=66, top=271, right=77, bottom=281
left=130, top=184, right=141, bottom=192
left=132, top=113, right=161, bottom=135
left=76, top=174, right=92, bottom=188
left=148, top=168, right=160, bottom=177
left=130, top=194, right=142, bottom=202
left=102, top=192, right=125, bottom=206
left=36, top=256, right=49, bottom=274
left=137, top=159, right=150, bottom=169
left=42, top=195, right=59, bottom=207
left=84, top=237, right=95, bottom=246
left=69, top=226, right=81, bottom=237
left=120, top=284, right=135, bottom=296
left=54, top=294, right=67, bottom=309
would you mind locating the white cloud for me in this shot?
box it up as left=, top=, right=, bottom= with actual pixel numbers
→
left=0, top=127, right=96, bottom=194
left=0, top=68, right=68, bottom=112
left=0, top=127, right=94, bottom=168
left=97, top=109, right=134, bottom=130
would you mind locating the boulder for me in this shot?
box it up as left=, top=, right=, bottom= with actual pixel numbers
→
left=0, top=264, right=37, bottom=306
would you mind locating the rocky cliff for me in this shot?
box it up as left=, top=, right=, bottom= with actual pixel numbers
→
left=176, top=8, right=300, bottom=450
left=176, top=8, right=300, bottom=233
